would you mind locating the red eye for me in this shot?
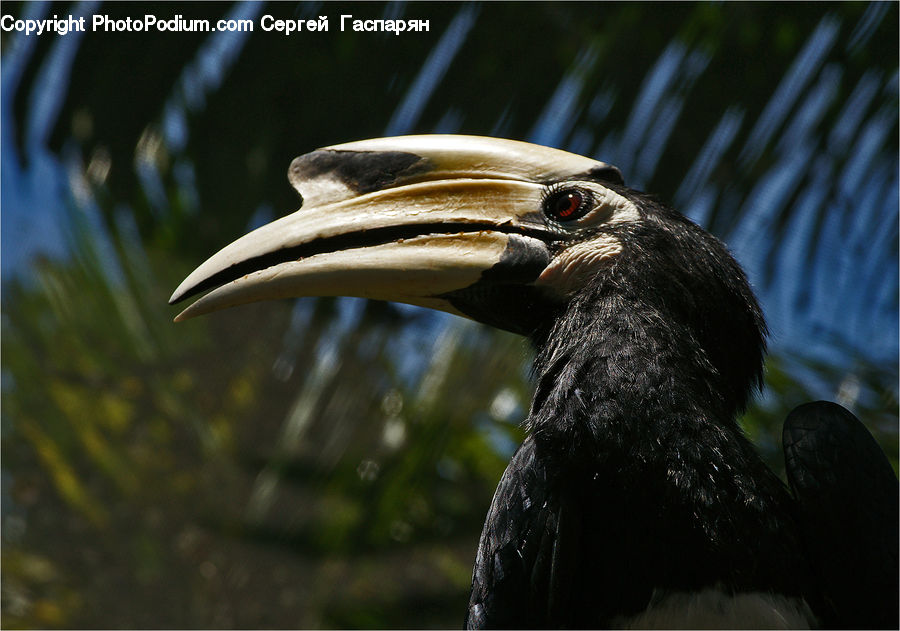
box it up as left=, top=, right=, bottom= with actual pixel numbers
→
left=545, top=188, right=591, bottom=222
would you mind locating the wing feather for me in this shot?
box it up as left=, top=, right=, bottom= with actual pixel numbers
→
left=783, top=401, right=899, bottom=629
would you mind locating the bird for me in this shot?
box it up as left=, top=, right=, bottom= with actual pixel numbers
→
left=169, top=135, right=898, bottom=629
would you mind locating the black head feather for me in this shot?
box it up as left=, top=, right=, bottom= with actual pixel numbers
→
left=531, top=188, right=767, bottom=433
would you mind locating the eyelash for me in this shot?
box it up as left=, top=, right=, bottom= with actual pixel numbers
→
left=542, top=183, right=593, bottom=223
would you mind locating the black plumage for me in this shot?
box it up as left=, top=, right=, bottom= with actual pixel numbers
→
left=465, top=188, right=897, bottom=628
left=784, top=402, right=899, bottom=629
left=171, top=136, right=898, bottom=629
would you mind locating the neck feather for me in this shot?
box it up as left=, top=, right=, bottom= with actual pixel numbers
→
left=527, top=281, right=794, bottom=540
left=529, top=284, right=735, bottom=449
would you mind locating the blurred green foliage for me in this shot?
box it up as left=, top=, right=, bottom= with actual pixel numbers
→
left=3, top=219, right=523, bottom=627
left=2, top=2, right=897, bottom=629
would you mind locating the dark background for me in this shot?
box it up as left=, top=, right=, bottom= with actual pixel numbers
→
left=2, top=2, right=897, bottom=628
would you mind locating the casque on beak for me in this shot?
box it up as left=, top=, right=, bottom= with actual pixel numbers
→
left=169, top=135, right=620, bottom=335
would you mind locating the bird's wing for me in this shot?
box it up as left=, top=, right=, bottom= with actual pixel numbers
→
left=465, top=435, right=580, bottom=629
left=783, top=401, right=899, bottom=629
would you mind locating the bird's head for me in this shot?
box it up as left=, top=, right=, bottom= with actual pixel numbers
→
left=171, top=135, right=765, bottom=413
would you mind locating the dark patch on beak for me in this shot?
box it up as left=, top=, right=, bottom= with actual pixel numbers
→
left=480, top=233, right=551, bottom=283
left=440, top=234, right=555, bottom=336
left=569, top=165, right=625, bottom=186
left=289, top=149, right=429, bottom=199
left=588, top=165, right=625, bottom=186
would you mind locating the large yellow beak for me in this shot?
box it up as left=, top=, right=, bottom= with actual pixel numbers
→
left=169, top=135, right=617, bottom=333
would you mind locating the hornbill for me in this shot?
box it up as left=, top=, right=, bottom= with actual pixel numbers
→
left=170, top=135, right=898, bottom=629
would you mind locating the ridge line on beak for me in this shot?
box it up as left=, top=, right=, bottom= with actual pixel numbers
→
left=169, top=177, right=553, bottom=306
